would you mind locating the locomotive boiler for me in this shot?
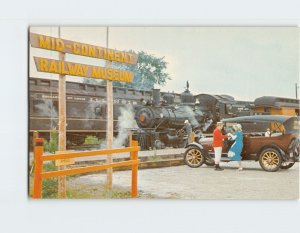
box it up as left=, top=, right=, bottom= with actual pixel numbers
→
left=134, top=87, right=212, bottom=150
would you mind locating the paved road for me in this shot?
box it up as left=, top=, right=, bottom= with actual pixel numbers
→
left=72, top=161, right=299, bottom=199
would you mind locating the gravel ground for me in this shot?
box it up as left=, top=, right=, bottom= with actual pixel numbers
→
left=70, top=161, right=299, bottom=199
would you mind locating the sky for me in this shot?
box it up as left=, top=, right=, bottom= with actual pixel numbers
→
left=29, top=26, right=299, bottom=101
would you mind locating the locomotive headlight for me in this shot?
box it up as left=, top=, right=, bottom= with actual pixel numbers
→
left=139, top=114, right=145, bottom=122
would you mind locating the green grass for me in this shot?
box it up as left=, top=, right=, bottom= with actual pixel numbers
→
left=29, top=173, right=133, bottom=199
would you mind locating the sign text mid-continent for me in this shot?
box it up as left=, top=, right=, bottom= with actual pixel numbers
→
left=34, top=57, right=134, bottom=83
left=30, top=33, right=138, bottom=65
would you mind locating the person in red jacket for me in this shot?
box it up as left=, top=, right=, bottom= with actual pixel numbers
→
left=213, top=122, right=229, bottom=171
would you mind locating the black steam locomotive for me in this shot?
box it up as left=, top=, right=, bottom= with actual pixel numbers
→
left=133, top=86, right=254, bottom=149
left=134, top=86, right=212, bottom=149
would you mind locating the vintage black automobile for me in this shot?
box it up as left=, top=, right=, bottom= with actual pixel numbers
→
left=184, top=115, right=300, bottom=172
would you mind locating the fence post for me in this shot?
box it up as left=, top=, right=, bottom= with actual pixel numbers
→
left=130, top=140, right=139, bottom=198
left=33, top=138, right=44, bottom=199
left=32, top=131, right=39, bottom=150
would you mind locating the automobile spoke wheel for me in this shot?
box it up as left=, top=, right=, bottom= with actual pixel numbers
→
left=184, top=146, right=205, bottom=168
left=259, top=148, right=282, bottom=172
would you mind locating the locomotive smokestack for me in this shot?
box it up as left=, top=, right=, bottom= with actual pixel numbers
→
left=153, top=89, right=161, bottom=106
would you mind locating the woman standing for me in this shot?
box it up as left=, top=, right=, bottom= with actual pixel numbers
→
left=228, top=124, right=243, bottom=171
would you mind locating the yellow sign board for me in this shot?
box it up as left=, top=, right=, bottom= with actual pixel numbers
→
left=55, top=150, right=75, bottom=166
left=30, top=33, right=138, bottom=65
left=34, top=57, right=134, bottom=83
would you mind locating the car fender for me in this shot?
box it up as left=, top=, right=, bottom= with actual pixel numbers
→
left=185, top=142, right=204, bottom=150
left=290, top=137, right=300, bottom=158
left=185, top=142, right=215, bottom=162
left=257, top=144, right=284, bottom=160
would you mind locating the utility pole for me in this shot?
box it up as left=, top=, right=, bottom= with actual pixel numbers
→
left=106, top=26, right=113, bottom=189
left=58, top=26, right=66, bottom=198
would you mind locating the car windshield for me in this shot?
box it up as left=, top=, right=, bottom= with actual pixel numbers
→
left=284, top=117, right=300, bottom=134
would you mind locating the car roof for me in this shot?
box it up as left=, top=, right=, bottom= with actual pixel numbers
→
left=222, top=115, right=298, bottom=124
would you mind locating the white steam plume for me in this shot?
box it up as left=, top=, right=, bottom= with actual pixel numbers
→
left=35, top=99, right=57, bottom=117
left=202, top=119, right=213, bottom=132
left=100, top=104, right=138, bottom=149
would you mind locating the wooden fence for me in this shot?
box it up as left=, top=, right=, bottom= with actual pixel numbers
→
left=32, top=138, right=140, bottom=198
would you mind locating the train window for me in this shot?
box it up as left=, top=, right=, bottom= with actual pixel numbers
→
left=67, top=83, right=78, bottom=90
left=226, top=104, right=233, bottom=114
left=32, top=100, right=44, bottom=113
left=218, top=103, right=225, bottom=115
left=40, top=80, right=50, bottom=86
left=50, top=80, right=58, bottom=87
left=87, top=85, right=96, bottom=91
left=96, top=86, right=106, bottom=92
left=264, top=107, right=271, bottom=113
left=29, top=80, right=36, bottom=85
left=95, top=106, right=101, bottom=116
left=79, top=84, right=86, bottom=90
left=53, top=101, right=58, bottom=110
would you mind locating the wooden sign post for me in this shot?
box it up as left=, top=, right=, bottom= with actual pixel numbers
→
left=106, top=27, right=113, bottom=189
left=106, top=66, right=113, bottom=189
left=58, top=27, right=67, bottom=198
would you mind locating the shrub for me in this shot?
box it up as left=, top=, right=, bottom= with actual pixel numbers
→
left=44, top=128, right=58, bottom=153
left=42, top=161, right=58, bottom=198
left=84, top=135, right=101, bottom=145
left=42, top=178, right=58, bottom=198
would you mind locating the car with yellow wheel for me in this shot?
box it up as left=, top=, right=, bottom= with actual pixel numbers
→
left=184, top=115, right=299, bottom=172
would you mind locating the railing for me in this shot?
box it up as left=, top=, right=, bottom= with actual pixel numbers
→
left=32, top=138, right=140, bottom=198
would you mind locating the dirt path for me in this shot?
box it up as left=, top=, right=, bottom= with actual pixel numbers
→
left=69, top=161, right=299, bottom=199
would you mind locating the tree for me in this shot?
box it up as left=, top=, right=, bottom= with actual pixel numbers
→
left=83, top=51, right=171, bottom=90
